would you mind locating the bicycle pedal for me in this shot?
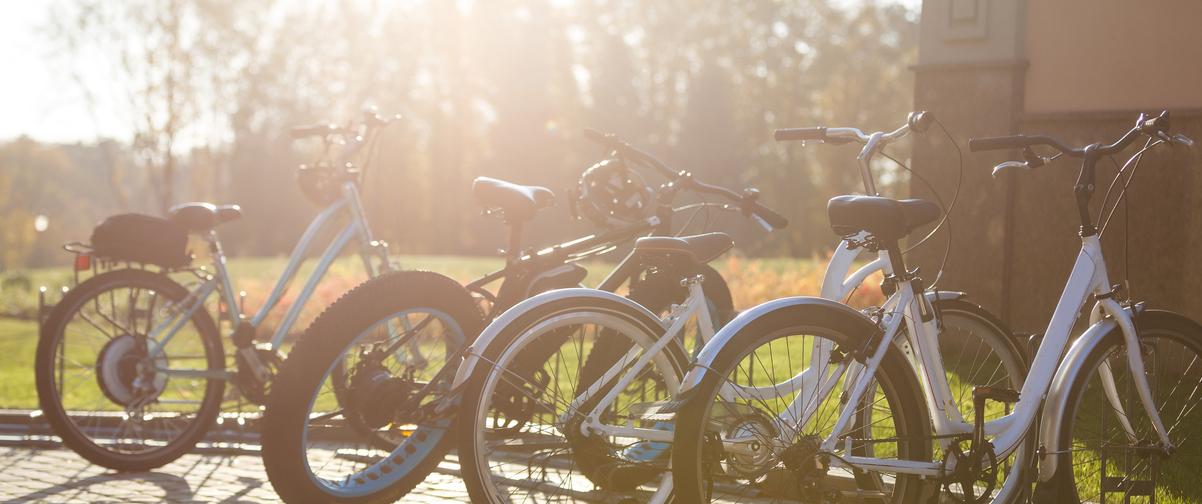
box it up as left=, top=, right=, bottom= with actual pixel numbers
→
left=972, top=386, right=1019, bottom=404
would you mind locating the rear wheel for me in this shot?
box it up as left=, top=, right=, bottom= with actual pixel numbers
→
left=671, top=305, right=931, bottom=503
left=458, top=295, right=688, bottom=503
left=1055, top=310, right=1202, bottom=504
left=261, top=271, right=482, bottom=503
left=35, top=268, right=225, bottom=471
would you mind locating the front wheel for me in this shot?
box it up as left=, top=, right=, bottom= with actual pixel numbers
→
left=1051, top=310, right=1202, bottom=504
left=261, top=270, right=483, bottom=503
left=34, top=268, right=225, bottom=471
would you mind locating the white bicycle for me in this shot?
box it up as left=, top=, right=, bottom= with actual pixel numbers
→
left=670, top=111, right=1202, bottom=504
left=451, top=114, right=1028, bottom=503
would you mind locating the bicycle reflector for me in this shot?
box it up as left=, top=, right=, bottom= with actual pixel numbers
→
left=573, top=158, right=653, bottom=228
left=74, top=253, right=91, bottom=271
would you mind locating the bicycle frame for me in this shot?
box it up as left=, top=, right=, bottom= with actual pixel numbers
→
left=148, top=181, right=387, bottom=380
left=800, top=231, right=1170, bottom=502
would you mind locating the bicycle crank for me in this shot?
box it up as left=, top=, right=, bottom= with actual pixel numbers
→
left=234, top=346, right=282, bottom=405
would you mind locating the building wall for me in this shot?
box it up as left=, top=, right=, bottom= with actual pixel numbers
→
left=1024, top=0, right=1202, bottom=114
left=913, top=0, right=1202, bottom=332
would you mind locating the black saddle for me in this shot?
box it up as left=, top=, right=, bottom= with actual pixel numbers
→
left=827, top=195, right=940, bottom=242
left=169, top=202, right=243, bottom=232
left=634, top=232, right=734, bottom=265
left=473, top=177, right=556, bottom=222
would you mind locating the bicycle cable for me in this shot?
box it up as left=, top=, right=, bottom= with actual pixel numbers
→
left=879, top=115, right=963, bottom=290
left=1097, top=137, right=1164, bottom=295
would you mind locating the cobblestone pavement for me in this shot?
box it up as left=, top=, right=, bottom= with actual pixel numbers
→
left=0, top=445, right=469, bottom=503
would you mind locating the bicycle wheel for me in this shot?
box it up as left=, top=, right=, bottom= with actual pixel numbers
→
left=458, top=294, right=689, bottom=503
left=261, top=270, right=482, bottom=503
left=929, top=298, right=1031, bottom=500
left=35, top=268, right=225, bottom=471
left=672, top=302, right=931, bottom=503
left=569, top=264, right=734, bottom=491
left=1053, top=310, right=1202, bottom=504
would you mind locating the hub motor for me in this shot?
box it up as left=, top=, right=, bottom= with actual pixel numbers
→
left=95, top=334, right=168, bottom=407
left=348, top=360, right=414, bottom=429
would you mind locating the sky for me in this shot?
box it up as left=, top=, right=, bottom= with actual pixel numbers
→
left=0, top=1, right=124, bottom=143
left=0, top=0, right=922, bottom=145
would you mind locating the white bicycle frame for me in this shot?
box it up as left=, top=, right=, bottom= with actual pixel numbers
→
left=678, top=120, right=1173, bottom=502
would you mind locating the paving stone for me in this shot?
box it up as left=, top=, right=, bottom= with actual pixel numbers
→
left=0, top=446, right=470, bottom=503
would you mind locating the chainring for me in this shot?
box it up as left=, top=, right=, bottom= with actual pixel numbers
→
left=235, top=347, right=282, bottom=405
left=939, top=439, right=1000, bottom=504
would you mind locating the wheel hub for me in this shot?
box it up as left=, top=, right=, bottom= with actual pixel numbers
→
left=348, top=361, right=414, bottom=429
left=96, top=334, right=167, bottom=407
left=724, top=415, right=778, bottom=479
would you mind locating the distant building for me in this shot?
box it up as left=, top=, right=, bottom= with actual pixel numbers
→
left=912, top=0, right=1202, bottom=331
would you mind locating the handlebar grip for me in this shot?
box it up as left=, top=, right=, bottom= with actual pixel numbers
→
left=968, top=135, right=1032, bottom=152
left=908, top=111, right=934, bottom=133
left=774, top=127, right=826, bottom=142
left=747, top=202, right=789, bottom=230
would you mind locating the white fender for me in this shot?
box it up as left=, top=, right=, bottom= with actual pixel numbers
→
left=681, top=295, right=877, bottom=391
left=449, top=288, right=665, bottom=391
left=924, top=290, right=967, bottom=303
left=1036, top=317, right=1118, bottom=481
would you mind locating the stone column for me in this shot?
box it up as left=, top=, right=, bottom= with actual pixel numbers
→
left=910, top=0, right=1027, bottom=323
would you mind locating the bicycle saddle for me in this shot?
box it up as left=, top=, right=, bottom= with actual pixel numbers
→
left=827, top=195, right=939, bottom=242
left=168, top=202, right=243, bottom=232
left=634, top=232, right=734, bottom=264
left=472, top=177, right=556, bottom=222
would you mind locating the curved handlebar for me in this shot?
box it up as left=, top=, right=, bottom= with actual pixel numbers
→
left=773, top=111, right=933, bottom=146
left=583, top=128, right=789, bottom=230
left=773, top=127, right=827, bottom=142
left=969, top=111, right=1190, bottom=159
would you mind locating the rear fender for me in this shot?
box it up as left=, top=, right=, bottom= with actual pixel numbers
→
left=450, top=288, right=665, bottom=392
left=680, top=296, right=880, bottom=391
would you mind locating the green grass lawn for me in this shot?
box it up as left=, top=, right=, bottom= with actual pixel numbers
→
left=0, top=318, right=38, bottom=409
left=0, top=254, right=827, bottom=410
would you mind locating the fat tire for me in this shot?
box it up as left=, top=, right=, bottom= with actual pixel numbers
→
left=261, top=270, right=483, bottom=503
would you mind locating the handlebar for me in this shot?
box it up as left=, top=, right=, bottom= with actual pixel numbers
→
left=291, top=108, right=399, bottom=141
left=772, top=111, right=934, bottom=195
left=583, top=128, right=789, bottom=231
left=970, top=111, right=1193, bottom=178
left=773, top=111, right=932, bottom=146
left=970, top=111, right=1189, bottom=157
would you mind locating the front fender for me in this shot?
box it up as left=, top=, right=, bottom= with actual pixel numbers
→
left=681, top=296, right=879, bottom=391
left=450, top=288, right=665, bottom=391
left=1036, top=318, right=1118, bottom=482
left=924, top=290, right=967, bottom=303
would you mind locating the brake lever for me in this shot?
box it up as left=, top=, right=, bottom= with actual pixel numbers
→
left=992, top=160, right=1031, bottom=178
left=1160, top=131, right=1196, bottom=147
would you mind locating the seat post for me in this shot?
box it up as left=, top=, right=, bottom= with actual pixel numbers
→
left=506, top=220, right=524, bottom=265
left=884, top=240, right=934, bottom=322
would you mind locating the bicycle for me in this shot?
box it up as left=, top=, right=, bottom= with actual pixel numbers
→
left=33, top=109, right=398, bottom=471
left=258, top=128, right=786, bottom=502
left=451, top=113, right=1027, bottom=503
left=670, top=111, right=1201, bottom=503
